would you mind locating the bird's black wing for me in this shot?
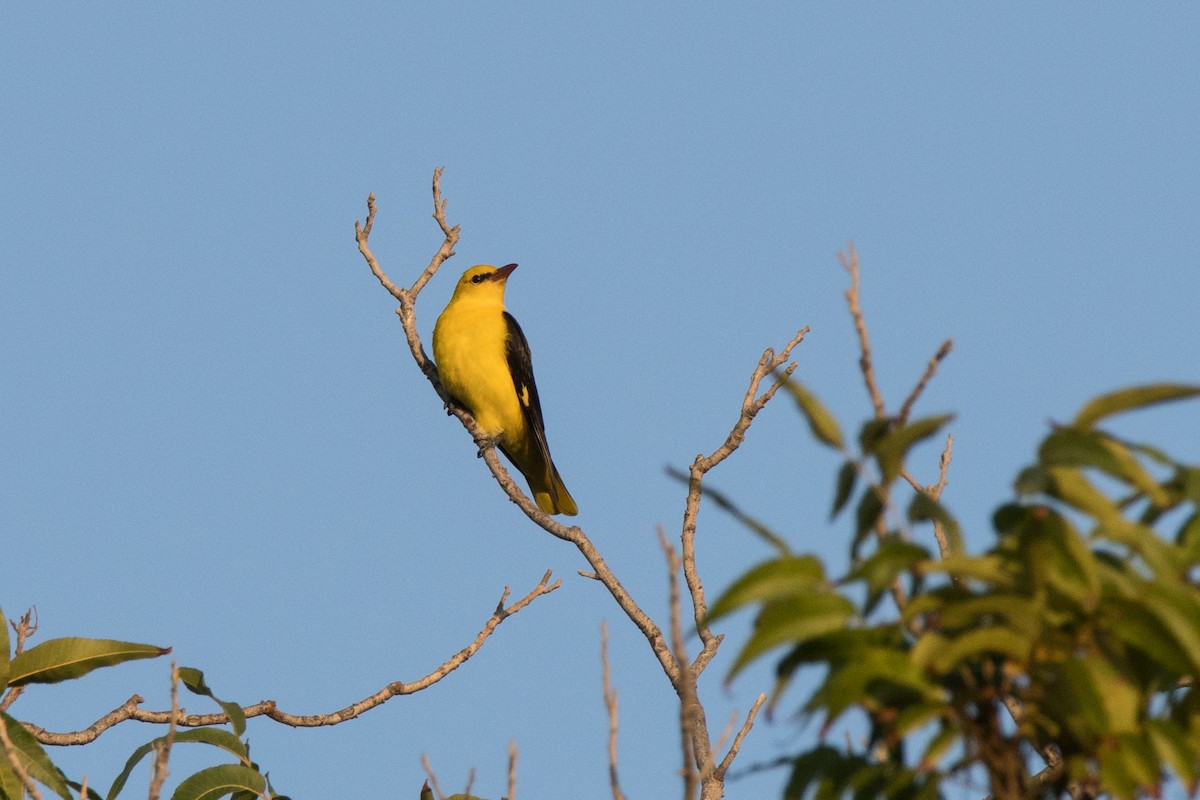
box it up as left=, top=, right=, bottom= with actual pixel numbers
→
left=502, top=311, right=557, bottom=484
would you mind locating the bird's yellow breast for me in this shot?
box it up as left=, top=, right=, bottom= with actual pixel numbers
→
left=432, top=295, right=527, bottom=441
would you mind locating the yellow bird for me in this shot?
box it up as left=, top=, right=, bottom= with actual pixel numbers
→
left=432, top=263, right=578, bottom=516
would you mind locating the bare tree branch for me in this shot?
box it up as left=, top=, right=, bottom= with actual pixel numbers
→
left=713, top=693, right=767, bottom=782
left=28, top=572, right=559, bottom=745
left=683, top=327, right=809, bottom=677
left=839, top=244, right=886, bottom=419
left=421, top=757, right=445, bottom=800
left=147, top=662, right=179, bottom=800
left=599, top=622, right=627, bottom=800
left=506, top=740, right=518, bottom=800
left=896, top=339, right=953, bottom=426
left=1, top=608, right=38, bottom=713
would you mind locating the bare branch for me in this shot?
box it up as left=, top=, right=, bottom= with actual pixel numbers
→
left=683, top=327, right=809, bottom=674
left=506, top=740, right=518, bottom=800
left=713, top=693, right=767, bottom=781
left=659, top=530, right=700, bottom=800
left=896, top=339, right=953, bottom=426
left=839, top=244, right=886, bottom=419
left=1, top=608, right=38, bottom=713
left=599, top=622, right=627, bottom=800
left=147, top=662, right=179, bottom=800
left=421, top=757, right=445, bottom=800
left=28, top=573, right=560, bottom=745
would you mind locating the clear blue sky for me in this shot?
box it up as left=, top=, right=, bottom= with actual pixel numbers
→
left=3, top=5, right=1198, bottom=799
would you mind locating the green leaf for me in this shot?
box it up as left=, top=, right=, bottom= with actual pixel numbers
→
left=729, top=593, right=856, bottom=677
left=1142, top=582, right=1200, bottom=675
left=846, top=536, right=928, bottom=615
left=1014, top=465, right=1050, bottom=495
left=852, top=489, right=885, bottom=557
left=7, top=638, right=169, bottom=687
left=933, top=593, right=1043, bottom=639
left=921, top=553, right=1013, bottom=588
left=873, top=414, right=954, bottom=485
left=1045, top=466, right=1124, bottom=527
left=858, top=418, right=893, bottom=455
left=0, top=605, right=9, bottom=691
left=831, top=461, right=858, bottom=520
left=708, top=556, right=827, bottom=622
left=911, top=626, right=1032, bottom=674
left=780, top=378, right=845, bottom=450
left=170, top=764, right=264, bottom=800
left=907, top=493, right=963, bottom=555
left=1039, top=428, right=1126, bottom=474
left=1023, top=506, right=1100, bottom=608
left=1146, top=719, right=1197, bottom=787
left=1074, top=383, right=1200, bottom=430
left=178, top=667, right=246, bottom=737
left=1, top=712, right=73, bottom=800
left=809, top=645, right=940, bottom=721
left=1043, top=429, right=1172, bottom=508
left=107, top=729, right=250, bottom=800
left=1108, top=733, right=1161, bottom=796
left=1059, top=657, right=1140, bottom=736
left=0, top=759, right=23, bottom=800
left=420, top=781, right=435, bottom=800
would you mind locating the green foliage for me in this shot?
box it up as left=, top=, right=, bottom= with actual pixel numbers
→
left=715, top=383, right=1200, bottom=800
left=0, top=615, right=284, bottom=800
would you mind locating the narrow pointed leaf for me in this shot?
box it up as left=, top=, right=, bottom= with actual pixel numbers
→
left=178, top=667, right=246, bottom=736
left=907, top=493, right=963, bottom=555
left=1146, top=719, right=1198, bottom=786
left=729, top=593, right=855, bottom=677
left=708, top=556, right=827, bottom=621
left=170, top=764, right=264, bottom=800
left=0, top=759, right=23, bottom=800
left=107, top=729, right=250, bottom=800
left=831, top=461, right=858, bottom=519
left=781, top=378, right=845, bottom=449
left=874, top=414, right=954, bottom=484
left=7, top=638, right=169, bottom=686
left=852, top=489, right=885, bottom=557
left=1074, top=383, right=1200, bottom=430
left=1, top=712, right=73, bottom=800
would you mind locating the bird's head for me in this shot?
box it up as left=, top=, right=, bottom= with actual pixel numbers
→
left=450, top=263, right=518, bottom=300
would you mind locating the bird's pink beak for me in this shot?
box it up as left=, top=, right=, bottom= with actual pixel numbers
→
left=489, top=263, right=518, bottom=282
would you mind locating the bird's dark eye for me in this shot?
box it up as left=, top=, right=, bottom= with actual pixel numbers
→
left=471, top=274, right=485, bottom=284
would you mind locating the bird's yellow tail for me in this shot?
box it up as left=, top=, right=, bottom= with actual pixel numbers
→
left=531, top=464, right=577, bottom=516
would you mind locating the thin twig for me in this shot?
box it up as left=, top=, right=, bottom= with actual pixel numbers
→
left=659, top=530, right=699, bottom=800
left=463, top=767, right=475, bottom=799
left=147, top=662, right=179, bottom=800
left=599, top=622, right=627, bottom=800
left=506, top=740, right=518, bottom=800
left=683, top=327, right=809, bottom=677
left=896, top=339, right=953, bottom=426
left=713, top=693, right=767, bottom=781
left=421, top=756, right=445, bottom=800
left=839, top=244, right=886, bottom=419
left=1, top=609, right=38, bottom=713
left=29, top=573, right=560, bottom=745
